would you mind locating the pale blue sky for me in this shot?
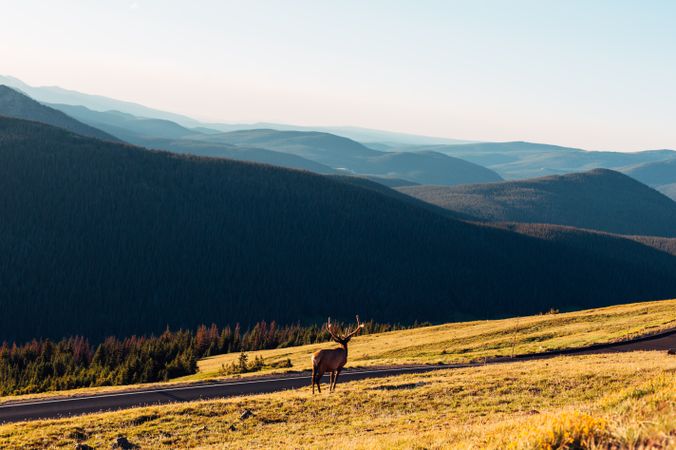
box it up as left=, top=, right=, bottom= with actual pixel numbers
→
left=2, top=0, right=675, bottom=150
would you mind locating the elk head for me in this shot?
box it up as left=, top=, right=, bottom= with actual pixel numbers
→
left=325, top=315, right=364, bottom=348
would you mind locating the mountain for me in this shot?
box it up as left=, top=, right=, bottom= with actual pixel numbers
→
left=399, top=141, right=676, bottom=180
left=213, top=129, right=503, bottom=185
left=135, top=138, right=336, bottom=174
left=47, top=103, right=485, bottom=183
left=50, top=104, right=208, bottom=140
left=1, top=75, right=471, bottom=146
left=0, top=85, right=119, bottom=141
left=398, top=169, right=676, bottom=237
left=658, top=183, right=676, bottom=201
left=1, top=116, right=675, bottom=342
left=364, top=151, right=502, bottom=185
left=209, top=129, right=382, bottom=166
left=0, top=75, right=202, bottom=127
left=47, top=103, right=336, bottom=173
left=623, top=159, right=676, bottom=200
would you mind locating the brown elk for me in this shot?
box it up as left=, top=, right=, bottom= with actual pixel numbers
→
left=311, top=315, right=364, bottom=394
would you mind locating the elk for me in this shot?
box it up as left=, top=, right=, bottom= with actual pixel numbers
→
left=311, top=315, right=364, bottom=394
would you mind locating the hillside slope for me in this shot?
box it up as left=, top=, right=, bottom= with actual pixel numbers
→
left=215, top=129, right=503, bottom=185
left=624, top=158, right=676, bottom=200
left=1, top=117, right=675, bottom=342
left=0, top=86, right=118, bottom=141
left=398, top=169, right=676, bottom=237
left=400, top=141, right=676, bottom=180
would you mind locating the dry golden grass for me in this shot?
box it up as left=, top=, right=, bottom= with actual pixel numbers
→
left=1, top=351, right=673, bottom=449
left=192, top=299, right=676, bottom=380
left=1, top=298, right=674, bottom=407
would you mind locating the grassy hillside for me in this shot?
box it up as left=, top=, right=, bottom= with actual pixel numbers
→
left=398, top=169, right=676, bottom=237
left=0, top=86, right=118, bottom=142
left=2, top=352, right=673, bottom=449
left=2, top=116, right=676, bottom=342
left=0, top=299, right=672, bottom=405
left=193, top=299, right=676, bottom=379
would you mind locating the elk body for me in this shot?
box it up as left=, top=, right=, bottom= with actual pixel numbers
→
left=311, top=315, right=364, bottom=393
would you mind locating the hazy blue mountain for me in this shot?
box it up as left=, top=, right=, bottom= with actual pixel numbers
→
left=0, top=75, right=202, bottom=127
left=0, top=85, right=119, bottom=142
left=47, top=103, right=337, bottom=173
left=2, top=116, right=675, bottom=341
left=398, top=169, right=676, bottom=237
left=209, top=129, right=382, bottom=165
left=398, top=141, right=676, bottom=180
left=50, top=104, right=207, bottom=141
left=658, top=183, right=676, bottom=201
left=136, top=137, right=337, bottom=174
left=0, top=75, right=471, bottom=146
left=213, top=129, right=502, bottom=185
left=364, top=151, right=502, bottom=185
left=623, top=158, right=676, bottom=200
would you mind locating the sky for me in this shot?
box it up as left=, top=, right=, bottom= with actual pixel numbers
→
left=2, top=0, right=676, bottom=150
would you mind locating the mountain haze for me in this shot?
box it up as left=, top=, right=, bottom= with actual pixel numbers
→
left=623, top=158, right=676, bottom=200
left=0, top=85, right=118, bottom=142
left=402, top=141, right=676, bottom=180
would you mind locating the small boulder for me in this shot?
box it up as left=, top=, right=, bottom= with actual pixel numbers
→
left=111, top=436, right=139, bottom=449
left=668, top=349, right=676, bottom=355
left=75, top=444, right=94, bottom=450
left=239, top=409, right=253, bottom=420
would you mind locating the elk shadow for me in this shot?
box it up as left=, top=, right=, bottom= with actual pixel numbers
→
left=371, top=382, right=430, bottom=391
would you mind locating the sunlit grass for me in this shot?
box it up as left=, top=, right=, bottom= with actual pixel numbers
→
left=192, top=298, right=675, bottom=380
left=1, top=351, right=673, bottom=449
left=1, top=298, right=673, bottom=406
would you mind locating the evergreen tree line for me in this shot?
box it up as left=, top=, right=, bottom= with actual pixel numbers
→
left=0, top=319, right=420, bottom=396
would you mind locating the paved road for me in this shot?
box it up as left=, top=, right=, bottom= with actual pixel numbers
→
left=1, top=328, right=673, bottom=424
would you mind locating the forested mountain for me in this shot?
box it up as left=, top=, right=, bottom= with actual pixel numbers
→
left=396, top=141, right=676, bottom=180
left=213, top=129, right=503, bottom=185
left=1, top=117, right=675, bottom=343
left=398, top=169, right=676, bottom=237
left=47, top=104, right=337, bottom=173
left=623, top=158, right=676, bottom=200
left=0, top=85, right=118, bottom=141
left=47, top=102, right=495, bottom=184
left=50, top=104, right=207, bottom=140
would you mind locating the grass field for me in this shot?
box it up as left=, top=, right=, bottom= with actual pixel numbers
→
left=190, top=299, right=676, bottom=381
left=1, top=351, right=673, bottom=449
left=0, top=299, right=674, bottom=406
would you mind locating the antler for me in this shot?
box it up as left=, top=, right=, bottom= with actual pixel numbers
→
left=343, top=315, right=364, bottom=339
left=325, top=317, right=341, bottom=341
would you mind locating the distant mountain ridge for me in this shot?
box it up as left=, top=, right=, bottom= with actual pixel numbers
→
left=398, top=169, right=676, bottom=237
left=0, top=75, right=472, bottom=146
left=2, top=116, right=675, bottom=342
left=624, top=159, right=676, bottom=200
left=211, top=129, right=503, bottom=185
left=0, top=85, right=119, bottom=142
left=44, top=101, right=504, bottom=185
left=395, top=141, right=676, bottom=181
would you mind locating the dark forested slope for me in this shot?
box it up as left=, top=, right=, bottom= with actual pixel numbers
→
left=398, top=169, right=676, bottom=237
left=1, top=117, right=675, bottom=342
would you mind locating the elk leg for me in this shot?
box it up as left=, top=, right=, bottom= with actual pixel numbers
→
left=312, top=365, right=316, bottom=394
left=315, top=369, right=324, bottom=393
left=332, top=368, right=342, bottom=391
